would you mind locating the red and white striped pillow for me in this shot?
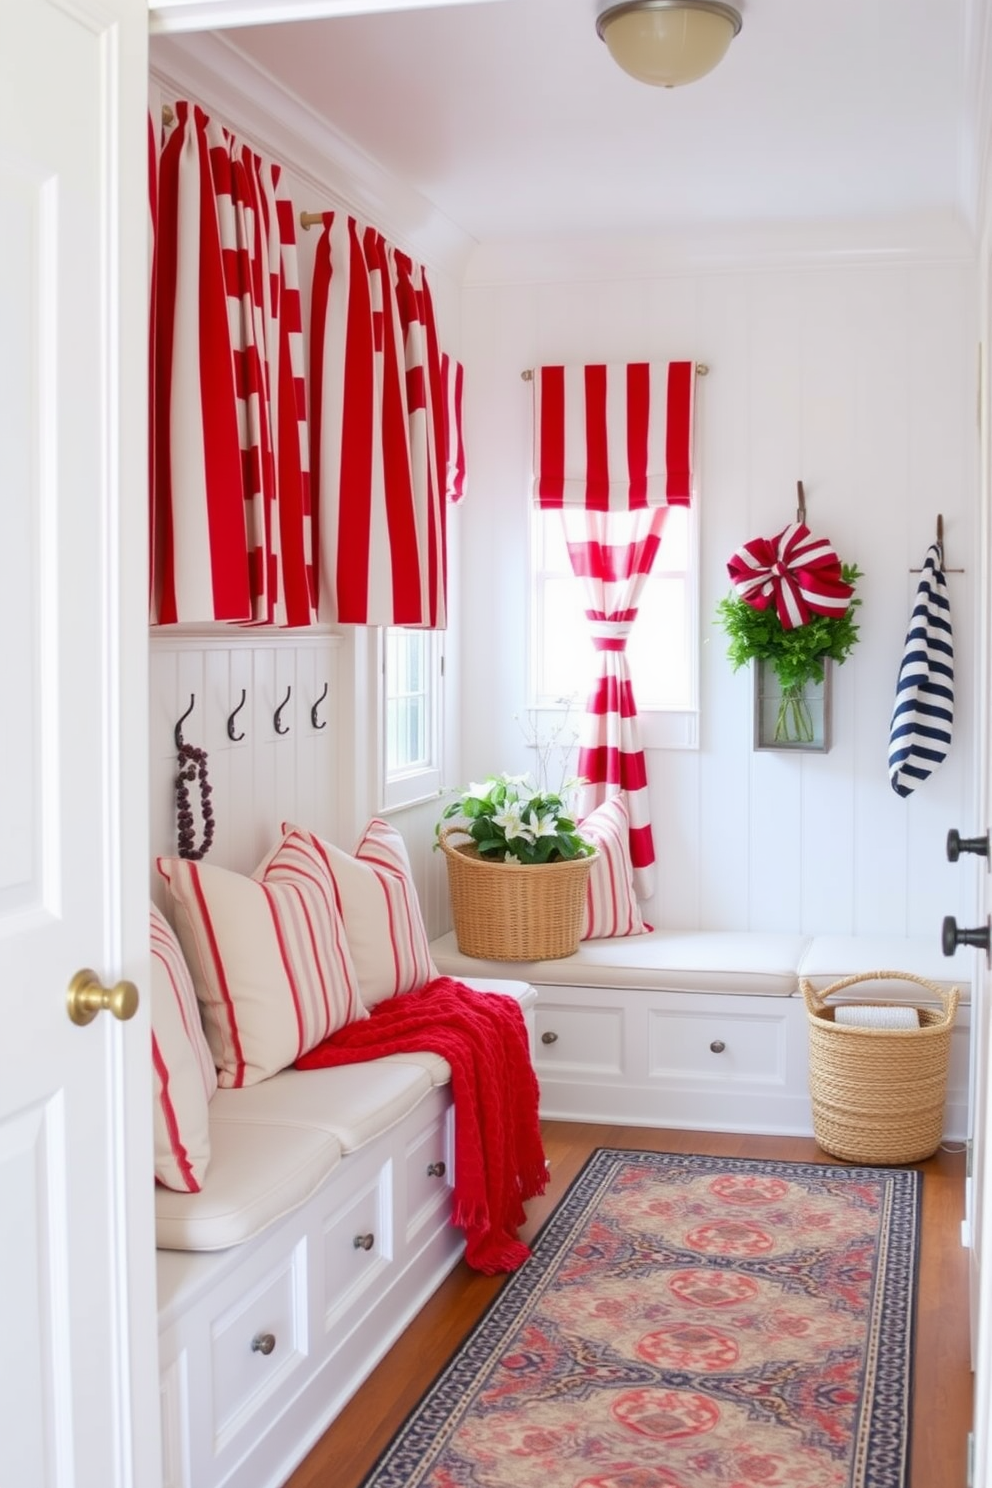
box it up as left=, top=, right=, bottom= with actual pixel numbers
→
left=580, top=796, right=650, bottom=941
left=157, top=828, right=366, bottom=1088
left=150, top=905, right=217, bottom=1192
left=285, top=818, right=437, bottom=1008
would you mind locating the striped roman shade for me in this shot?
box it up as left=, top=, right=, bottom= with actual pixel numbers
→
left=532, top=361, right=695, bottom=510
left=888, top=542, right=954, bottom=797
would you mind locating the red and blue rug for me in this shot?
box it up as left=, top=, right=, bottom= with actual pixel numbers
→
left=361, top=1148, right=920, bottom=1488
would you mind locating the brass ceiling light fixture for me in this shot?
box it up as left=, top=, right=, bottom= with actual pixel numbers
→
left=596, top=0, right=743, bottom=87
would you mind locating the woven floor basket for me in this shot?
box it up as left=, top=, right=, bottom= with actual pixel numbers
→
left=801, top=971, right=959, bottom=1164
left=438, top=827, right=597, bottom=961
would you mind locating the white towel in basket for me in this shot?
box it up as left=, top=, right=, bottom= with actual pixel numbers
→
left=834, top=1004, right=920, bottom=1029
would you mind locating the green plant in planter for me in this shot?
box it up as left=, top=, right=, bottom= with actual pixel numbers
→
left=715, top=563, right=863, bottom=743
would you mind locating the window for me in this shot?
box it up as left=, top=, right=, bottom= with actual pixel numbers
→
left=530, top=505, right=698, bottom=748
left=381, top=627, right=443, bottom=809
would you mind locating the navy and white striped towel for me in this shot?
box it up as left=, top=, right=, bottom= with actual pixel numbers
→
left=888, top=542, right=954, bottom=797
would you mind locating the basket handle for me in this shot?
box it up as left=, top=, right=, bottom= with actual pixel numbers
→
left=800, top=971, right=960, bottom=1028
left=437, top=823, right=473, bottom=858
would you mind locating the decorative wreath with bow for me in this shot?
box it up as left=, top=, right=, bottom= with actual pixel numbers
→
left=716, top=520, right=862, bottom=741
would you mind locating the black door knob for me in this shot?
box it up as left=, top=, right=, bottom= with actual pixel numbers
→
left=947, top=829, right=990, bottom=862
left=942, top=914, right=991, bottom=956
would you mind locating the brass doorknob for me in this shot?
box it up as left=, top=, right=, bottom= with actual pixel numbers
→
left=67, top=969, right=140, bottom=1026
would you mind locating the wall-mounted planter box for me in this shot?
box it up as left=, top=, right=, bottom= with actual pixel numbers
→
left=753, top=658, right=831, bottom=753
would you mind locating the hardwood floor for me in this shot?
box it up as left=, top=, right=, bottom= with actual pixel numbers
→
left=283, top=1122, right=972, bottom=1488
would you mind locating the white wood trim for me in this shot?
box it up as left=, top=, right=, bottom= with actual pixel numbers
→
left=149, top=0, right=510, bottom=36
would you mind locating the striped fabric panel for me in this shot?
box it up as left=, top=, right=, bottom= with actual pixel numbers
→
left=441, top=352, right=466, bottom=502
left=151, top=104, right=314, bottom=627
left=149, top=905, right=217, bottom=1192
left=579, top=795, right=649, bottom=940
left=888, top=542, right=954, bottom=798
left=157, top=832, right=365, bottom=1088
left=309, top=212, right=447, bottom=626
left=292, top=819, right=437, bottom=1008
left=565, top=507, right=668, bottom=898
left=533, top=361, right=695, bottom=510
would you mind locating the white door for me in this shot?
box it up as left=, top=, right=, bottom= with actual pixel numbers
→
left=0, top=3, right=160, bottom=1487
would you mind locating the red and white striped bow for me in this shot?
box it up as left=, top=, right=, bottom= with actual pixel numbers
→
left=727, top=523, right=854, bottom=630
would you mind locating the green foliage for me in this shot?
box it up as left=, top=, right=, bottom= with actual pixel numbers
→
left=436, top=773, right=594, bottom=866
left=715, top=564, right=863, bottom=694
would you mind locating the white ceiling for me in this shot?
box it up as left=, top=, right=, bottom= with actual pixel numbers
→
left=154, top=0, right=979, bottom=249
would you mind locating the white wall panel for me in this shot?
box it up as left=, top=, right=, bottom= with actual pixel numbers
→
left=461, top=251, right=978, bottom=940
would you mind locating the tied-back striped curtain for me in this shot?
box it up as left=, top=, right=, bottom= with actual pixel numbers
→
left=533, top=361, right=696, bottom=896
left=151, top=102, right=314, bottom=627
left=309, top=212, right=446, bottom=627
left=564, top=509, right=668, bottom=898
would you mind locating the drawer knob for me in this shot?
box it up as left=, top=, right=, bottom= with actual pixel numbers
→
left=709, top=1039, right=726, bottom=1054
left=541, top=1030, right=559, bottom=1045
left=427, top=1161, right=446, bottom=1178
left=250, top=1333, right=276, bottom=1356
left=353, top=1232, right=375, bottom=1252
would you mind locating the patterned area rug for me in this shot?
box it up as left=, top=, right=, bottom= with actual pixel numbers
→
left=362, top=1148, right=921, bottom=1488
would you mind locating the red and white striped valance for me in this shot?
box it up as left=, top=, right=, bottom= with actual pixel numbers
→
left=150, top=103, right=314, bottom=627
left=532, top=360, right=695, bottom=511
left=309, top=212, right=446, bottom=627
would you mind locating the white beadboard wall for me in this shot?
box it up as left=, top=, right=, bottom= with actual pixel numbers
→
left=459, top=253, right=980, bottom=940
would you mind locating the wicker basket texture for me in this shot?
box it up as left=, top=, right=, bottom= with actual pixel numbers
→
left=438, top=826, right=597, bottom=961
left=801, top=970, right=960, bottom=1165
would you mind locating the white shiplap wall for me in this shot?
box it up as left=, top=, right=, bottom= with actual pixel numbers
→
left=459, top=249, right=979, bottom=940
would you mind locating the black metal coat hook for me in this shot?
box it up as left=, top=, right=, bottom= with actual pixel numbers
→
left=311, top=682, right=329, bottom=730
left=174, top=694, right=195, bottom=749
left=796, top=479, right=807, bottom=524
left=227, top=689, right=247, bottom=742
left=274, top=685, right=292, bottom=735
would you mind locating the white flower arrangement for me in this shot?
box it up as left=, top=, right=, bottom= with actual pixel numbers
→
left=436, top=772, right=593, bottom=866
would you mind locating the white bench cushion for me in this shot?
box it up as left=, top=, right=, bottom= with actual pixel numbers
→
left=155, top=1061, right=431, bottom=1251
left=796, top=934, right=970, bottom=1003
left=429, top=930, right=810, bottom=998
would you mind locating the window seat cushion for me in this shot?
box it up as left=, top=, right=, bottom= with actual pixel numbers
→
left=429, top=929, right=811, bottom=998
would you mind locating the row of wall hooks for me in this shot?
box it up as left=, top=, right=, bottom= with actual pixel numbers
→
left=174, top=686, right=330, bottom=748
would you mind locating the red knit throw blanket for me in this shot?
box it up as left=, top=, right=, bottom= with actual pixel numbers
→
left=295, top=978, right=548, bottom=1274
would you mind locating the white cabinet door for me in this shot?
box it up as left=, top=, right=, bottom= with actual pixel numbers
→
left=0, top=3, right=159, bottom=1486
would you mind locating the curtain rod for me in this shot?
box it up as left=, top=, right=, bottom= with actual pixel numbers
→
left=521, top=364, right=708, bottom=380
left=300, top=212, right=325, bottom=230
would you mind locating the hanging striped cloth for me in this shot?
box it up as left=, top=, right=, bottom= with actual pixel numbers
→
left=888, top=542, right=954, bottom=797
left=309, top=212, right=446, bottom=627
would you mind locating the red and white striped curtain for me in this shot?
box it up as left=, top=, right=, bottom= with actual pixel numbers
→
left=534, top=361, right=696, bottom=896
left=309, top=212, right=446, bottom=627
left=563, top=509, right=668, bottom=898
left=150, top=102, right=314, bottom=627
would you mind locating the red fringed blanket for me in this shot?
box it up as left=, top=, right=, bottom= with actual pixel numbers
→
left=295, top=977, right=548, bottom=1274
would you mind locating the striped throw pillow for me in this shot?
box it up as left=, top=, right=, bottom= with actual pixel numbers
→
left=284, top=819, right=437, bottom=1008
left=157, top=828, right=366, bottom=1088
left=150, top=905, right=217, bottom=1191
left=580, top=796, right=650, bottom=940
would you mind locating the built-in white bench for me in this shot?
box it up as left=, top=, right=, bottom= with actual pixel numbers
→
left=156, top=978, right=537, bottom=1488
left=429, top=931, right=971, bottom=1142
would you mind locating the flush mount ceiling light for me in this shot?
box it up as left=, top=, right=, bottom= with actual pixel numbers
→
left=596, top=0, right=742, bottom=87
